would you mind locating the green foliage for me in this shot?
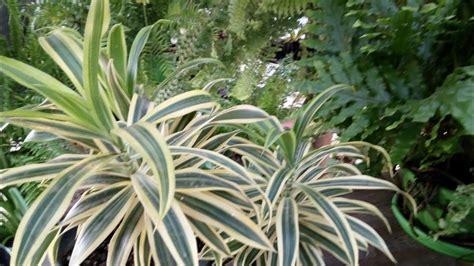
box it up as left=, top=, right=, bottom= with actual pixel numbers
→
left=438, top=184, right=474, bottom=237
left=0, top=2, right=274, bottom=262
left=0, top=185, right=45, bottom=245
left=221, top=86, right=412, bottom=265
left=297, top=0, right=474, bottom=175
left=0, top=2, right=404, bottom=264
left=124, top=0, right=303, bottom=110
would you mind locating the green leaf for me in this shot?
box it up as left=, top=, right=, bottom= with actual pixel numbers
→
left=107, top=24, right=128, bottom=84
left=39, top=29, right=84, bottom=95
left=70, top=186, right=134, bottom=263
left=127, top=93, right=152, bottom=125
left=1, top=160, right=81, bottom=189
left=170, top=146, right=255, bottom=186
left=0, top=56, right=90, bottom=124
left=142, top=90, right=217, bottom=124
left=175, top=169, right=241, bottom=192
left=299, top=185, right=358, bottom=265
left=294, top=85, right=350, bottom=140
left=145, top=217, right=176, bottom=265
left=189, top=218, right=231, bottom=256
left=347, top=216, right=395, bottom=263
left=127, top=24, right=153, bottom=96
left=107, top=200, right=144, bottom=266
left=276, top=197, right=299, bottom=266
left=10, top=154, right=115, bottom=265
left=178, top=192, right=272, bottom=250
left=153, top=58, right=223, bottom=98
left=115, top=123, right=175, bottom=216
left=155, top=201, right=198, bottom=265
left=83, top=0, right=114, bottom=131
left=62, top=183, right=126, bottom=225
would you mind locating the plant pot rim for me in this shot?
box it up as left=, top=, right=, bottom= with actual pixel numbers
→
left=391, top=194, right=474, bottom=262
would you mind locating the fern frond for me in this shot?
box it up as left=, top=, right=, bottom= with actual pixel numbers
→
left=229, top=0, right=250, bottom=39
left=260, top=0, right=310, bottom=17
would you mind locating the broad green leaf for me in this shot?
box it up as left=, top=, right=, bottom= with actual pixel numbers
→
left=24, top=130, right=57, bottom=142
left=134, top=231, right=152, bottom=266
left=299, top=243, right=324, bottom=266
left=266, top=167, right=293, bottom=208
left=81, top=171, right=129, bottom=188
left=178, top=192, right=272, bottom=250
left=300, top=222, right=349, bottom=264
left=296, top=146, right=361, bottom=176
left=30, top=228, right=59, bottom=265
left=299, top=185, right=357, bottom=265
left=333, top=198, right=390, bottom=232
left=3, top=116, right=106, bottom=145
left=308, top=175, right=400, bottom=191
left=210, top=105, right=270, bottom=125
left=171, top=146, right=254, bottom=185
left=130, top=171, right=161, bottom=222
left=106, top=61, right=130, bottom=121
left=153, top=58, right=223, bottom=98
left=226, top=142, right=280, bottom=171
left=278, top=131, right=297, bottom=165
left=70, top=186, right=134, bottom=263
left=277, top=197, right=299, bottom=266
left=115, top=123, right=175, bottom=216
left=11, top=154, right=115, bottom=265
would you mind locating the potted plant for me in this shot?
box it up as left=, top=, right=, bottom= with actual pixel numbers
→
left=1, top=1, right=411, bottom=265
left=391, top=115, right=474, bottom=261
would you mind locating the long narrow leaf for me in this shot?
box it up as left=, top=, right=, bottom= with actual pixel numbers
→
left=10, top=154, right=115, bottom=265
left=276, top=197, right=299, bottom=266
left=299, top=185, right=358, bottom=265
left=83, top=0, right=113, bottom=131
left=115, top=123, right=175, bottom=216
left=70, top=186, right=134, bottom=263
left=155, top=201, right=198, bottom=265
left=39, top=29, right=84, bottom=95
left=107, top=200, right=144, bottom=266
left=178, top=192, right=272, bottom=250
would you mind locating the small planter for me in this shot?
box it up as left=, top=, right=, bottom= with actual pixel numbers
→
left=391, top=194, right=474, bottom=262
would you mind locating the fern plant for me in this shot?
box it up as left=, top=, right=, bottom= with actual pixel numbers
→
left=296, top=0, right=474, bottom=173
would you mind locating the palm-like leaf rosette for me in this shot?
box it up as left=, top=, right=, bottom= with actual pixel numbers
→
left=202, top=86, right=417, bottom=265
left=0, top=1, right=415, bottom=265
left=0, top=1, right=274, bottom=264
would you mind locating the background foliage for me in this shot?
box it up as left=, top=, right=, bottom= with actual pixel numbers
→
left=295, top=0, right=474, bottom=178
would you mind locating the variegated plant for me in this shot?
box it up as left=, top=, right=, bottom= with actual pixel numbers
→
left=197, top=85, right=416, bottom=266
left=0, top=0, right=274, bottom=265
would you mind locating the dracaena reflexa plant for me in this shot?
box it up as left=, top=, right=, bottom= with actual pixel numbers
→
left=198, top=86, right=416, bottom=266
left=0, top=0, right=274, bottom=265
